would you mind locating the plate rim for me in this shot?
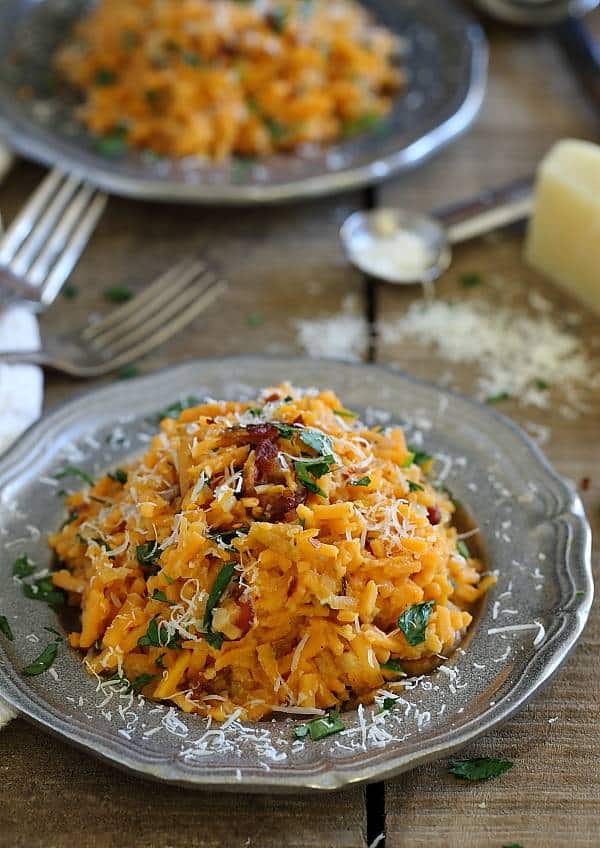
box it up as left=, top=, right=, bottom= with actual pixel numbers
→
left=0, top=355, right=593, bottom=791
left=0, top=2, right=488, bottom=204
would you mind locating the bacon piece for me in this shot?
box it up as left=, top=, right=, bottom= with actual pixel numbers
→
left=258, top=486, right=307, bottom=521
left=235, top=600, right=254, bottom=637
left=220, top=423, right=279, bottom=447
left=254, top=437, right=286, bottom=484
left=427, top=505, right=442, bottom=525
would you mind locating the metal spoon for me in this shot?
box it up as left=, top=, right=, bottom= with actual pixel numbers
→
left=340, top=177, right=533, bottom=286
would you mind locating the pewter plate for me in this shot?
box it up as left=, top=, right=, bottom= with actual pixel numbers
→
left=0, top=0, right=487, bottom=204
left=0, top=357, right=592, bottom=791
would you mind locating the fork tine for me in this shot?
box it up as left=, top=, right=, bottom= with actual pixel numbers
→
left=84, top=258, right=208, bottom=343
left=38, top=192, right=108, bottom=307
left=95, top=271, right=218, bottom=356
left=8, top=174, right=83, bottom=278
left=0, top=168, right=65, bottom=265
left=97, top=279, right=227, bottom=370
left=26, top=183, right=97, bottom=286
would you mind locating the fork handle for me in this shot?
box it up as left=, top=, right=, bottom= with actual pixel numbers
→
left=0, top=350, right=51, bottom=367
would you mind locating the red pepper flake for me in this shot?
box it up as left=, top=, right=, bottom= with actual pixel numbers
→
left=427, top=505, right=441, bottom=525
left=580, top=477, right=591, bottom=491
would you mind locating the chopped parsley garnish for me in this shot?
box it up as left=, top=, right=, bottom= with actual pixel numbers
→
left=203, top=562, right=237, bottom=648
left=459, top=272, right=483, bottom=288
left=156, top=396, right=199, bottom=421
left=350, top=477, right=370, bottom=487
left=129, top=673, right=157, bottom=693
left=407, top=447, right=433, bottom=467
left=62, top=283, right=78, bottom=299
left=245, top=311, right=264, bottom=327
left=115, top=364, right=140, bottom=380
left=22, top=641, right=59, bottom=676
left=264, top=117, right=287, bottom=142
left=273, top=422, right=296, bottom=440
left=94, top=68, right=117, bottom=86
left=448, top=757, right=513, bottom=781
left=12, top=554, right=35, bottom=578
left=155, top=652, right=166, bottom=668
left=342, top=112, right=384, bottom=137
left=267, top=6, right=288, bottom=32
left=248, top=407, right=263, bottom=417
left=22, top=576, right=65, bottom=608
left=535, top=378, right=549, bottom=390
left=182, top=51, right=202, bottom=67
left=43, top=626, right=63, bottom=641
left=334, top=408, right=357, bottom=419
left=299, top=428, right=333, bottom=457
left=294, top=455, right=336, bottom=497
left=104, top=285, right=133, bottom=303
left=380, top=697, right=398, bottom=712
left=108, top=468, right=128, bottom=484
left=138, top=616, right=180, bottom=649
left=151, top=590, right=171, bottom=604
left=207, top=527, right=249, bottom=552
left=457, top=540, right=471, bottom=559
left=61, top=510, right=79, bottom=529
left=0, top=615, right=14, bottom=641
left=293, top=710, right=345, bottom=741
left=136, top=542, right=160, bottom=573
left=408, top=481, right=424, bottom=492
left=380, top=659, right=405, bottom=675
left=54, top=465, right=94, bottom=486
left=400, top=452, right=415, bottom=467
left=486, top=392, right=510, bottom=404
left=95, top=125, right=128, bottom=157
left=397, top=600, right=435, bottom=646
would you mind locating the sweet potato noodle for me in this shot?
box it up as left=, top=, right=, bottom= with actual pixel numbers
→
left=54, top=0, right=403, bottom=160
left=49, top=385, right=493, bottom=722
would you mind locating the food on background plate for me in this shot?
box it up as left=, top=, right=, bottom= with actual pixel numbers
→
left=48, top=385, right=492, bottom=723
left=525, top=138, right=600, bottom=315
left=54, top=0, right=403, bottom=161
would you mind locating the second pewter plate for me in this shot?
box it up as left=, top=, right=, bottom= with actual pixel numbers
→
left=0, top=0, right=487, bottom=204
left=0, top=356, right=592, bottom=791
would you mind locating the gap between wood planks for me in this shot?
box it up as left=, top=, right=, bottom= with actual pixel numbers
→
left=361, top=183, right=386, bottom=848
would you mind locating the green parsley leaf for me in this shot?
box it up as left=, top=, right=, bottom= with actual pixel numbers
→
left=151, top=590, right=171, bottom=604
left=267, top=6, right=288, bottom=32
left=380, top=659, right=405, bottom=675
left=294, top=710, right=345, bottom=741
left=342, top=113, right=384, bottom=137
left=137, top=616, right=180, bottom=649
left=156, top=396, right=199, bottom=421
left=181, top=51, right=202, bottom=67
left=248, top=407, right=263, bottom=417
left=448, top=757, right=513, bottom=781
left=380, top=697, right=398, bottom=712
left=136, top=542, right=160, bottom=574
left=299, top=428, right=333, bottom=457
left=486, top=392, right=511, bottom=404
left=397, top=600, right=435, bottom=646
left=203, top=562, right=237, bottom=635
left=108, top=468, right=128, bottom=484
left=154, top=652, right=166, bottom=668
left=407, top=447, right=433, bottom=467
left=115, top=364, right=140, bottom=380
left=22, top=576, right=65, bottom=608
left=94, top=68, right=117, bottom=86
left=22, top=641, right=59, bottom=676
left=350, top=476, right=371, bottom=487
left=294, top=455, right=336, bottom=496
left=408, top=481, right=424, bottom=492
left=62, top=283, right=78, bottom=300
left=457, top=540, right=471, bottom=559
left=61, top=510, right=79, bottom=529
left=129, top=673, right=157, bottom=693
left=204, top=631, right=224, bottom=650
left=264, top=117, right=287, bottom=142
left=502, top=844, right=524, bottom=848
left=12, top=554, right=35, bottom=578
left=95, top=125, right=128, bottom=157
left=43, top=626, right=63, bottom=642
left=0, top=615, right=14, bottom=641
left=207, top=527, right=249, bottom=552
left=104, top=285, right=133, bottom=303
left=534, top=378, right=549, bottom=390
left=245, top=311, right=264, bottom=327
left=273, top=422, right=296, bottom=440
left=333, top=408, right=357, bottom=419
left=54, top=465, right=94, bottom=486
left=459, top=272, right=483, bottom=288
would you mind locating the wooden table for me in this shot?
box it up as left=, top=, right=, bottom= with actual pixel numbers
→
left=1, top=14, right=599, bottom=848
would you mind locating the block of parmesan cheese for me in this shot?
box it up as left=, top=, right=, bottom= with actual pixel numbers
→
left=525, top=139, right=600, bottom=315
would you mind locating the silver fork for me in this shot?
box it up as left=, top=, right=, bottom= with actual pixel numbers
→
left=0, top=257, right=227, bottom=377
left=0, top=168, right=107, bottom=309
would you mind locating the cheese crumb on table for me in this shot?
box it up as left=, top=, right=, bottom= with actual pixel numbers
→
left=525, top=139, right=600, bottom=315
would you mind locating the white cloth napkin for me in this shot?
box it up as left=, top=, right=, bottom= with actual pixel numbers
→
left=0, top=146, right=43, bottom=728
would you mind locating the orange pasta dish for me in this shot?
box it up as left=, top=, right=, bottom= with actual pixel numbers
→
left=49, top=385, right=493, bottom=722
left=54, top=0, right=403, bottom=160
